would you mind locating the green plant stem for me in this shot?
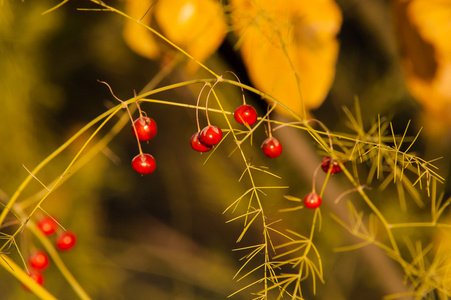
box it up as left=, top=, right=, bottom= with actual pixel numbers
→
left=0, top=105, right=123, bottom=252
left=0, top=79, right=212, bottom=238
left=0, top=105, right=120, bottom=232
left=19, top=106, right=134, bottom=209
left=340, top=165, right=401, bottom=254
left=388, top=222, right=451, bottom=229
left=9, top=109, right=133, bottom=298
left=275, top=115, right=411, bottom=296
left=210, top=86, right=273, bottom=297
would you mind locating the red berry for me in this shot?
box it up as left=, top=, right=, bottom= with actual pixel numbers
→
left=234, top=105, right=257, bottom=126
left=199, top=125, right=223, bottom=146
left=22, top=270, right=44, bottom=291
left=321, top=156, right=342, bottom=174
left=190, top=132, right=212, bottom=152
left=304, top=192, right=322, bottom=209
left=56, top=231, right=77, bottom=251
left=261, top=137, right=282, bottom=158
left=28, top=250, right=49, bottom=271
left=132, top=153, right=156, bottom=175
left=37, top=217, right=58, bottom=236
left=132, top=117, right=157, bottom=141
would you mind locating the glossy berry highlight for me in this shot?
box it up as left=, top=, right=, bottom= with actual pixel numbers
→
left=304, top=192, right=322, bottom=209
left=190, top=132, right=212, bottom=152
left=56, top=231, right=77, bottom=251
left=321, top=156, right=342, bottom=174
left=132, top=153, right=156, bottom=175
left=37, top=217, right=58, bottom=236
left=28, top=250, right=50, bottom=271
left=234, top=105, right=257, bottom=126
left=132, top=117, right=157, bottom=142
left=261, top=137, right=282, bottom=158
left=199, top=125, right=223, bottom=146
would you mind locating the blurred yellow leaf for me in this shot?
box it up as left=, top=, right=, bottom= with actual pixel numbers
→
left=123, top=0, right=160, bottom=60
left=393, top=0, right=451, bottom=135
left=154, top=0, right=227, bottom=72
left=123, top=0, right=227, bottom=73
left=230, top=0, right=342, bottom=118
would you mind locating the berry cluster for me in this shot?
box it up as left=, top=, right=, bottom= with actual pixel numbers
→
left=131, top=115, right=157, bottom=175
left=127, top=87, right=344, bottom=213
left=23, top=217, right=77, bottom=291
left=190, top=102, right=283, bottom=159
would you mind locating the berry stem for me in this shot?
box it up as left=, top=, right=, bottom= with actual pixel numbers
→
left=134, top=91, right=145, bottom=118
left=204, top=86, right=215, bottom=126
left=221, top=71, right=247, bottom=105
left=265, top=104, right=276, bottom=138
left=196, top=83, right=211, bottom=132
left=311, top=163, right=322, bottom=194
left=98, top=80, right=144, bottom=155
left=21, top=165, right=50, bottom=191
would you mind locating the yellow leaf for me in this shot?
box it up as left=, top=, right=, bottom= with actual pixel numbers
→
left=154, top=0, right=227, bottom=72
left=392, top=0, right=451, bottom=135
left=123, top=0, right=160, bottom=60
left=230, top=0, right=342, bottom=118
left=123, top=0, right=227, bottom=73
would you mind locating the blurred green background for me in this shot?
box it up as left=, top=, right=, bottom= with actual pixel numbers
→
left=1, top=0, right=450, bottom=299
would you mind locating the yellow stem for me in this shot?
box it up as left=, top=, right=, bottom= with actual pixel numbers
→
left=0, top=254, right=57, bottom=300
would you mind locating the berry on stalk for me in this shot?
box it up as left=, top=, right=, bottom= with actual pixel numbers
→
left=261, top=137, right=282, bottom=158
left=132, top=117, right=157, bottom=141
left=28, top=250, right=50, bottom=271
left=37, top=217, right=58, bottom=236
left=199, top=125, right=223, bottom=146
left=56, top=231, right=77, bottom=251
left=132, top=153, right=156, bottom=175
left=304, top=192, right=322, bottom=209
left=234, top=105, right=257, bottom=126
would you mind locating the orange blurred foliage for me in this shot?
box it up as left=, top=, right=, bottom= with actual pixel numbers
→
left=230, top=0, right=342, bottom=118
left=393, top=0, right=451, bottom=135
left=123, top=0, right=227, bottom=73
left=123, top=0, right=160, bottom=60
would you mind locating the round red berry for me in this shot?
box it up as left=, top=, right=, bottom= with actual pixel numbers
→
left=321, top=156, right=342, bottom=174
left=199, top=125, right=223, bottom=146
left=234, top=105, right=257, bottom=126
left=28, top=250, right=49, bottom=271
left=261, top=137, right=282, bottom=158
left=37, top=217, right=58, bottom=236
left=190, top=132, right=212, bottom=152
left=132, top=117, right=157, bottom=141
left=22, top=270, right=44, bottom=291
left=56, top=231, right=77, bottom=251
left=304, top=192, right=322, bottom=209
left=132, top=153, right=156, bottom=175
